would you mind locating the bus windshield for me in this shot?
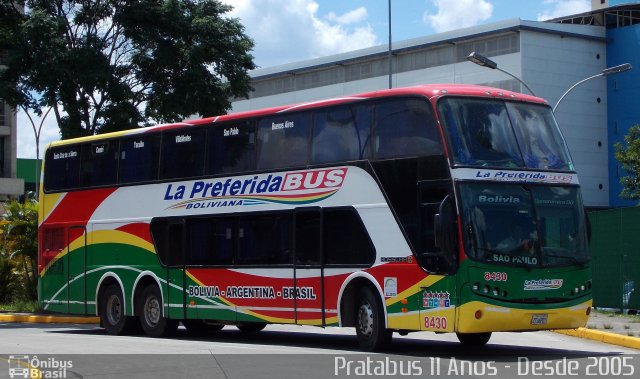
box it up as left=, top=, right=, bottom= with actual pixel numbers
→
left=438, top=98, right=573, bottom=171
left=459, top=183, right=588, bottom=268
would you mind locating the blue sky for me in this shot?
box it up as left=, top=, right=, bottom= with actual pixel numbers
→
left=18, top=0, right=592, bottom=157
left=224, top=0, right=591, bottom=68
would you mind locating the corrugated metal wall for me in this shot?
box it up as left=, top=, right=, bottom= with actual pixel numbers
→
left=589, top=207, right=640, bottom=309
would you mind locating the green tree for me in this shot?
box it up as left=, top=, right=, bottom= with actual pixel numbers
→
left=2, top=199, right=38, bottom=300
left=0, top=0, right=255, bottom=138
left=614, top=124, right=640, bottom=201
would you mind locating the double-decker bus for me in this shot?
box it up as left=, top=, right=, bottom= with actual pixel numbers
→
left=38, top=84, right=591, bottom=351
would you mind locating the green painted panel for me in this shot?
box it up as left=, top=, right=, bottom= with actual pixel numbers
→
left=589, top=207, right=640, bottom=309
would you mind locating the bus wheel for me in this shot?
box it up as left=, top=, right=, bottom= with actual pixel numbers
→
left=183, top=320, right=224, bottom=334
left=138, top=285, right=178, bottom=337
left=236, top=323, right=267, bottom=333
left=355, top=287, right=392, bottom=352
left=456, top=332, right=492, bottom=346
left=100, top=285, right=139, bottom=335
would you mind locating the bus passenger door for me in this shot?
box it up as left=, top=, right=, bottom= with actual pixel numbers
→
left=67, top=226, right=87, bottom=315
left=418, top=180, right=456, bottom=333
left=165, top=220, right=186, bottom=320
left=293, top=209, right=325, bottom=326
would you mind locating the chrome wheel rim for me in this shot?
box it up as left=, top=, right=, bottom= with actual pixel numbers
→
left=106, top=294, right=122, bottom=326
left=357, top=302, right=374, bottom=336
left=144, top=296, right=161, bottom=326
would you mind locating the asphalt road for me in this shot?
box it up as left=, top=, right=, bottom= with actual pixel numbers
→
left=1, top=322, right=638, bottom=378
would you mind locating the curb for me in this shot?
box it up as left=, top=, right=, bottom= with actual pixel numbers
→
left=554, top=328, right=640, bottom=350
left=0, top=314, right=99, bottom=324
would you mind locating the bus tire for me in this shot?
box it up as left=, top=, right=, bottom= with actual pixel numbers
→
left=456, top=332, right=492, bottom=346
left=138, top=285, right=178, bottom=337
left=236, top=323, right=267, bottom=333
left=100, top=284, right=139, bottom=335
left=355, top=287, right=392, bottom=352
left=183, top=320, right=224, bottom=334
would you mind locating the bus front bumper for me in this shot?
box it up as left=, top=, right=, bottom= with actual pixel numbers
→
left=455, top=299, right=592, bottom=333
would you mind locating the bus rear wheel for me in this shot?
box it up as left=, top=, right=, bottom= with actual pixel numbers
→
left=100, top=284, right=139, bottom=335
left=355, top=287, right=392, bottom=352
left=138, top=285, right=178, bottom=337
left=456, top=332, right=492, bottom=346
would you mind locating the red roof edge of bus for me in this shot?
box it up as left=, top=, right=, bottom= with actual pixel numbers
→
left=179, top=83, right=548, bottom=128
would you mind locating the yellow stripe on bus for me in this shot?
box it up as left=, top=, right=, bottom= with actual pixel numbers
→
left=385, top=274, right=445, bottom=307
left=39, top=193, right=65, bottom=225
left=41, top=229, right=156, bottom=276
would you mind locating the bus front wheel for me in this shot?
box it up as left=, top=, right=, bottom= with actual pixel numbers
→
left=355, top=287, right=392, bottom=351
left=456, top=332, right=492, bottom=346
left=137, top=285, right=178, bottom=337
left=100, top=284, right=139, bottom=335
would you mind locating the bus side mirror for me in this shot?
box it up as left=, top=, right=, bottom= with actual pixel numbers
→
left=429, top=195, right=458, bottom=273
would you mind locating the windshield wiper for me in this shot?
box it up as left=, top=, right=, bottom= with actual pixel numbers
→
left=544, top=253, right=586, bottom=266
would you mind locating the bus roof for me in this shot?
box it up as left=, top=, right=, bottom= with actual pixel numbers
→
left=45, top=83, right=548, bottom=148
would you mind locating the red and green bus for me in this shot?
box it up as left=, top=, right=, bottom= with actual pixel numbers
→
left=38, top=84, right=591, bottom=351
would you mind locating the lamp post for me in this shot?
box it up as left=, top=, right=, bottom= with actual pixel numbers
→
left=467, top=52, right=537, bottom=96
left=387, top=0, right=392, bottom=89
left=552, top=63, right=632, bottom=113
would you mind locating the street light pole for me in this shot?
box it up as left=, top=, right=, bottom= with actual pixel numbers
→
left=388, top=0, right=392, bottom=89
left=552, top=63, right=632, bottom=113
left=466, top=52, right=537, bottom=96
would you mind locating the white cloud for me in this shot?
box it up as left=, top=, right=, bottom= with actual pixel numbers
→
left=223, top=0, right=377, bottom=68
left=17, top=109, right=60, bottom=159
left=423, top=0, right=493, bottom=33
left=537, top=0, right=590, bottom=21
left=325, top=7, right=368, bottom=25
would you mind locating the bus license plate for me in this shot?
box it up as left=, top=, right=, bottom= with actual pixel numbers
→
left=531, top=314, right=548, bottom=325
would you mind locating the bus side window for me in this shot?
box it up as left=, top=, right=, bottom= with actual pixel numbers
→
left=323, top=208, right=375, bottom=265
left=295, top=210, right=321, bottom=265
left=237, top=214, right=292, bottom=265
left=44, top=147, right=81, bottom=192
left=160, top=128, right=206, bottom=180
left=207, top=121, right=255, bottom=175
left=374, top=99, right=442, bottom=159
left=312, top=105, right=371, bottom=163
left=80, top=142, right=118, bottom=187
left=186, top=217, right=234, bottom=266
left=150, top=219, right=185, bottom=267
left=256, top=114, right=310, bottom=170
left=120, top=134, right=161, bottom=184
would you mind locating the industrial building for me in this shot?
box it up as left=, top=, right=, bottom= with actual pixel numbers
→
left=232, top=1, right=640, bottom=208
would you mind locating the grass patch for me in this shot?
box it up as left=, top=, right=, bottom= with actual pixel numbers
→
left=624, top=325, right=631, bottom=330
left=603, top=324, right=613, bottom=330
left=628, top=332, right=636, bottom=337
left=0, top=300, right=41, bottom=313
left=587, top=324, right=598, bottom=329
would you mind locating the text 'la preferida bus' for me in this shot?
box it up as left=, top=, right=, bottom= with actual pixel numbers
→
left=38, top=84, right=591, bottom=351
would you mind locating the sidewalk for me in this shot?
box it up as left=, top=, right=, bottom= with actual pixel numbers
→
left=0, top=312, right=99, bottom=324
left=553, top=310, right=640, bottom=350
left=1, top=310, right=639, bottom=349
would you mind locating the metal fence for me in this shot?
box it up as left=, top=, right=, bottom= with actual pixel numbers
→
left=589, top=206, right=640, bottom=310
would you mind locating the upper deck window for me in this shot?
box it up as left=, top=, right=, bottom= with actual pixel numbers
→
left=256, top=113, right=310, bottom=170
left=44, top=146, right=81, bottom=191
left=207, top=121, right=255, bottom=175
left=160, top=128, right=206, bottom=179
left=438, top=98, right=573, bottom=170
left=80, top=142, right=118, bottom=187
left=120, top=134, right=161, bottom=184
left=312, top=105, right=371, bottom=163
left=374, top=99, right=442, bottom=159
